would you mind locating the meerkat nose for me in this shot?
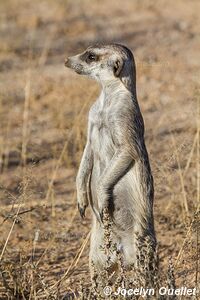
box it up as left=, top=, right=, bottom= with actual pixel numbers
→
left=64, top=58, right=69, bottom=67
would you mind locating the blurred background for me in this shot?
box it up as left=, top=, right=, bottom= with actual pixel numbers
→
left=0, top=0, right=199, bottom=298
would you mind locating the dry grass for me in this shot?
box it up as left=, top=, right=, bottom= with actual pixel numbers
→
left=0, top=0, right=200, bottom=298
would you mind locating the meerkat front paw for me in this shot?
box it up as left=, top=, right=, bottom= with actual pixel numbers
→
left=77, top=190, right=88, bottom=219
left=98, top=201, right=108, bottom=222
left=97, top=185, right=109, bottom=222
left=78, top=202, right=87, bottom=218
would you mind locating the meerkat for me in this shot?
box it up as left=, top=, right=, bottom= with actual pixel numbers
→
left=65, top=43, right=156, bottom=277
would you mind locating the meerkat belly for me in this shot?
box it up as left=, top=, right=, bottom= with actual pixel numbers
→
left=91, top=122, right=115, bottom=175
left=90, top=119, right=116, bottom=208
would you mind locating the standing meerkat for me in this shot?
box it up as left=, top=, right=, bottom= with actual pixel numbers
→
left=65, top=43, right=156, bottom=276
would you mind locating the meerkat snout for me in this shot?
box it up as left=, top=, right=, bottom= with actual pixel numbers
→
left=64, top=58, right=69, bottom=67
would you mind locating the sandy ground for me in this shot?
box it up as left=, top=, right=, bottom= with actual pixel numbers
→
left=0, top=0, right=199, bottom=298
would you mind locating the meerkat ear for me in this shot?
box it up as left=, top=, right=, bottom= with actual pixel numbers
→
left=113, top=57, right=124, bottom=77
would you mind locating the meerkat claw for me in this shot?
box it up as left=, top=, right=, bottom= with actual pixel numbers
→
left=78, top=203, right=86, bottom=219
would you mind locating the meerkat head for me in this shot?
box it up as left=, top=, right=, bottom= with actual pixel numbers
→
left=65, top=44, right=136, bottom=90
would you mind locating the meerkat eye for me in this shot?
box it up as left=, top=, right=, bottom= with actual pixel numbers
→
left=87, top=53, right=97, bottom=62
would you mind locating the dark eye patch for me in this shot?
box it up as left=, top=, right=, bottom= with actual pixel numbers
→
left=80, top=51, right=99, bottom=64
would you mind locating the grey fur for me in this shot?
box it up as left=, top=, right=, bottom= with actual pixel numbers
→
left=65, top=43, right=156, bottom=274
